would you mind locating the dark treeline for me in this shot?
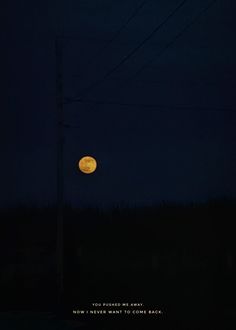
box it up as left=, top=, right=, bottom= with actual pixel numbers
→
left=0, top=200, right=236, bottom=327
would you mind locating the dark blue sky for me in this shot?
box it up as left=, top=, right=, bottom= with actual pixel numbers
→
left=2, top=0, right=236, bottom=206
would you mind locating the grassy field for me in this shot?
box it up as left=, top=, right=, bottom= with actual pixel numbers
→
left=0, top=200, right=235, bottom=328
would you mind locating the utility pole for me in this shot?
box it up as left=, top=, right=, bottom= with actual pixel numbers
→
left=56, top=36, right=64, bottom=307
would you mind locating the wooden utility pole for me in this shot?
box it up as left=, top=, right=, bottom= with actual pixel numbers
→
left=56, top=36, right=64, bottom=307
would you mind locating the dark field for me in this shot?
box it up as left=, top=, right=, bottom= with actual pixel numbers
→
left=0, top=200, right=236, bottom=329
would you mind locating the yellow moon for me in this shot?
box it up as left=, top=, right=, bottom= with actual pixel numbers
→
left=78, top=156, right=97, bottom=174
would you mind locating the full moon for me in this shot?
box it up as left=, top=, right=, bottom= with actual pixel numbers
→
left=78, top=156, right=97, bottom=174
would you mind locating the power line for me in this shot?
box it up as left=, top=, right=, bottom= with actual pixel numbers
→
left=127, top=0, right=218, bottom=82
left=72, top=0, right=149, bottom=77
left=67, top=0, right=188, bottom=103
left=102, top=77, right=226, bottom=86
left=64, top=98, right=235, bottom=113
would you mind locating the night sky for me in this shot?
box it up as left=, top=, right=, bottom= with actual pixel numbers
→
left=2, top=0, right=236, bottom=207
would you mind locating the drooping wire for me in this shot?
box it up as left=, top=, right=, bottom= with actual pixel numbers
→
left=63, top=99, right=235, bottom=113
left=126, top=0, right=218, bottom=83
left=66, top=0, right=188, bottom=103
left=72, top=0, right=149, bottom=77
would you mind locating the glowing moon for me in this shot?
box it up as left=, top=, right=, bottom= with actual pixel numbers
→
left=78, top=156, right=97, bottom=174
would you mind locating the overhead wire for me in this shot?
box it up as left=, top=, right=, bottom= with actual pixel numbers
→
left=64, top=1, right=228, bottom=116
left=63, top=99, right=235, bottom=113
left=126, top=0, right=218, bottom=83
left=72, top=0, right=149, bottom=77
left=66, top=0, right=188, bottom=103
